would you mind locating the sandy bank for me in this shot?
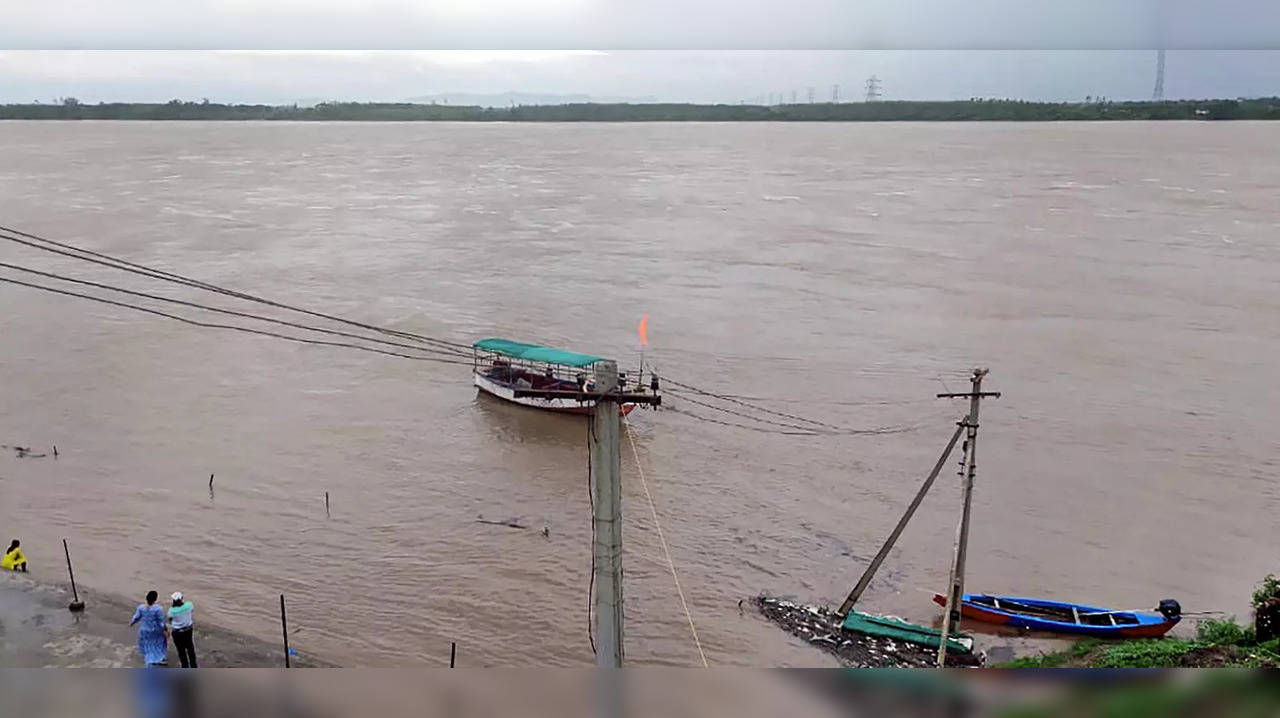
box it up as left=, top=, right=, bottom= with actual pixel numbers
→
left=0, top=573, right=330, bottom=667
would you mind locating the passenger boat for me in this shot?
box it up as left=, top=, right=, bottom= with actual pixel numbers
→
left=932, top=593, right=1182, bottom=638
left=472, top=338, right=654, bottom=415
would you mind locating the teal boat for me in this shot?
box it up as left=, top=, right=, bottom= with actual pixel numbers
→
left=842, top=610, right=974, bottom=654
left=472, top=338, right=657, bottom=415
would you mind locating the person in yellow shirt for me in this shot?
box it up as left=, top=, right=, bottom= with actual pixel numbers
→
left=2, top=540, right=27, bottom=572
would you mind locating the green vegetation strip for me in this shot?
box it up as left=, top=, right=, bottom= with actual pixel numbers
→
left=4, top=98, right=1280, bottom=121
left=999, top=619, right=1280, bottom=668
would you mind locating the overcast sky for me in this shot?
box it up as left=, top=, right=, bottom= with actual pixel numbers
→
left=1, top=0, right=1276, bottom=104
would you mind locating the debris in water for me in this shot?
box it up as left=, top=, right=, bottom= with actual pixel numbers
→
left=476, top=514, right=528, bottom=530
left=3, top=445, right=48, bottom=459
left=753, top=595, right=983, bottom=668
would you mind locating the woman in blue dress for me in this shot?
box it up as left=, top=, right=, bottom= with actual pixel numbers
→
left=129, top=590, right=169, bottom=666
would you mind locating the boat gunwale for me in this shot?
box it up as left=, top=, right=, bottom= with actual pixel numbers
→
left=934, top=593, right=1178, bottom=632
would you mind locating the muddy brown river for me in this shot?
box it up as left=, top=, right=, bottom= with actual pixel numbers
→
left=1, top=120, right=1276, bottom=665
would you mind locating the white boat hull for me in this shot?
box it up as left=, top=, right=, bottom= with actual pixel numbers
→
left=474, top=373, right=634, bottom=415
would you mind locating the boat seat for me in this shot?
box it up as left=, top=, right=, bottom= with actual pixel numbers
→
left=1071, top=606, right=1080, bottom=624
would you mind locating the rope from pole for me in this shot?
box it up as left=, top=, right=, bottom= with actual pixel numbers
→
left=623, top=415, right=709, bottom=667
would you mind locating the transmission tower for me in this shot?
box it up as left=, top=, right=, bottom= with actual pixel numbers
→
left=790, top=90, right=797, bottom=104
left=865, top=75, right=882, bottom=102
left=807, top=87, right=815, bottom=103
left=1152, top=50, right=1166, bottom=101
left=832, top=84, right=840, bottom=102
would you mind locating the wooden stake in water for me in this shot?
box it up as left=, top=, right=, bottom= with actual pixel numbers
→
left=450, top=642, right=456, bottom=668
left=63, top=539, right=84, bottom=612
left=325, top=491, right=330, bottom=518
left=280, top=594, right=291, bottom=667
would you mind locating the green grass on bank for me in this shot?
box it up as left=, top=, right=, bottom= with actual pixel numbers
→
left=998, top=619, right=1280, bottom=668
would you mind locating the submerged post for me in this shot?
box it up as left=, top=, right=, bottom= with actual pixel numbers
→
left=280, top=594, right=291, bottom=668
left=63, top=539, right=84, bottom=612
left=936, top=368, right=997, bottom=666
left=590, top=361, right=624, bottom=668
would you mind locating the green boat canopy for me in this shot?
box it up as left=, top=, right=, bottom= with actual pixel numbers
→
left=473, top=338, right=609, bottom=368
left=841, top=611, right=973, bottom=654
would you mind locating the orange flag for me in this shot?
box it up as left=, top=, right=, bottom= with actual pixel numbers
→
left=638, top=314, right=649, bottom=347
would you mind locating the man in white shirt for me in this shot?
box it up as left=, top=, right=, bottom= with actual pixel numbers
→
left=167, top=592, right=197, bottom=668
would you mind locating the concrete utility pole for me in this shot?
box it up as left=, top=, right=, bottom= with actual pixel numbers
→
left=590, top=361, right=624, bottom=667
left=935, top=368, right=999, bottom=666
left=511, top=365, right=661, bottom=668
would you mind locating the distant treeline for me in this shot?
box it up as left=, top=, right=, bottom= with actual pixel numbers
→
left=3, top=97, right=1279, bottom=121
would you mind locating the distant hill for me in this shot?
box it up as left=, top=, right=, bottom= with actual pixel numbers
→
left=403, top=92, right=657, bottom=107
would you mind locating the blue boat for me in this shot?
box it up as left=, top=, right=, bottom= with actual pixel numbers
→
left=933, top=593, right=1181, bottom=637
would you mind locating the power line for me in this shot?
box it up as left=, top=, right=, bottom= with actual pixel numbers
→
left=665, top=389, right=834, bottom=435
left=696, top=392, right=935, bottom=408
left=666, top=406, right=824, bottom=436
left=0, top=225, right=473, bottom=356
left=664, top=377, right=864, bottom=433
left=0, top=275, right=472, bottom=365
left=0, top=260, right=472, bottom=362
left=0, top=225, right=959, bottom=429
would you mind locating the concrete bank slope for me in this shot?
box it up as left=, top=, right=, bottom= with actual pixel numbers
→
left=0, top=574, right=331, bottom=667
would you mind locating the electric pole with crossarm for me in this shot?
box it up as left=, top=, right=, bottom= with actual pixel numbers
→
left=935, top=367, right=1000, bottom=666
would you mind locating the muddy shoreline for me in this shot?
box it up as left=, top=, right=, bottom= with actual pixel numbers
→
left=0, top=573, right=331, bottom=667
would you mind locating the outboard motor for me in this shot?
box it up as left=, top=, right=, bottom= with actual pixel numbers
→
left=1158, top=599, right=1182, bottom=620
left=650, top=373, right=660, bottom=393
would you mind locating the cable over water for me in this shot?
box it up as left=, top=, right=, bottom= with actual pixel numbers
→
left=0, top=225, right=474, bottom=356
left=0, top=276, right=472, bottom=365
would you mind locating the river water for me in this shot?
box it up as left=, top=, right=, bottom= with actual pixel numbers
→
left=0, top=121, right=1276, bottom=666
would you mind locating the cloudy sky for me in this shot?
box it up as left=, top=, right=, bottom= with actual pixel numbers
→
left=1, top=1, right=1276, bottom=104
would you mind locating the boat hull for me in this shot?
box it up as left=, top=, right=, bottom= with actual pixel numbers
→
left=475, top=374, right=636, bottom=416
left=933, top=593, right=1179, bottom=638
left=843, top=610, right=973, bottom=654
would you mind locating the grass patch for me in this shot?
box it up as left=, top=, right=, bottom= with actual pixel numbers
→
left=1001, top=653, right=1070, bottom=668
left=997, top=638, right=1102, bottom=668
left=1092, top=639, right=1196, bottom=668
left=1000, top=634, right=1279, bottom=669
left=1255, top=638, right=1280, bottom=661
left=1195, top=617, right=1254, bottom=646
